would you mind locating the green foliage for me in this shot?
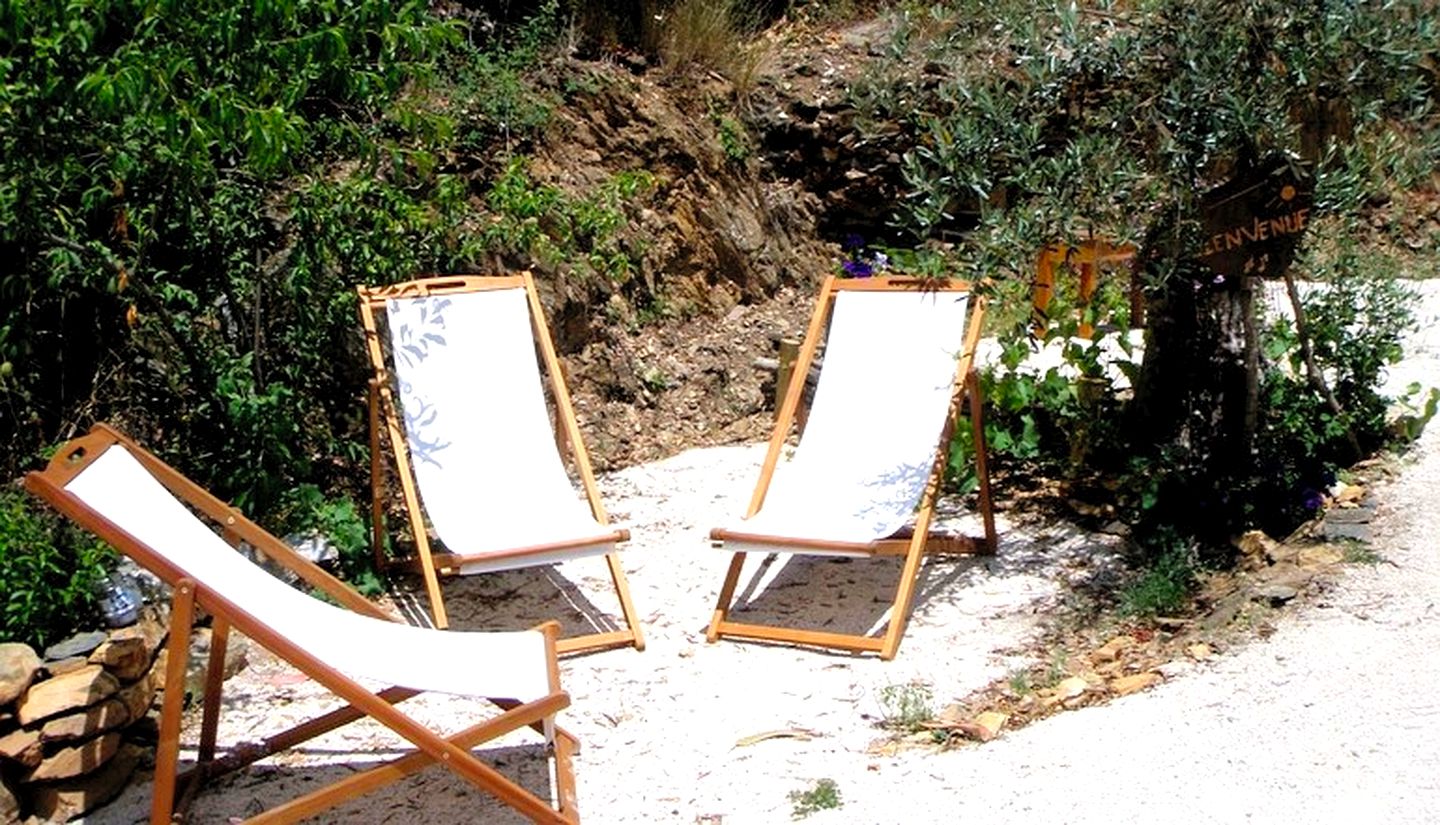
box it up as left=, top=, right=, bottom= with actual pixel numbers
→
left=483, top=158, right=657, bottom=284
left=0, top=488, right=115, bottom=649
left=788, top=778, right=842, bottom=819
left=876, top=680, right=935, bottom=731
left=1247, top=257, right=1418, bottom=533
left=277, top=484, right=385, bottom=597
left=1118, top=532, right=1199, bottom=618
left=0, top=1, right=614, bottom=643
left=883, top=0, right=1437, bottom=264
left=874, top=0, right=1436, bottom=551
left=0, top=0, right=462, bottom=490
left=1340, top=540, right=1382, bottom=566
left=715, top=112, right=751, bottom=163
left=446, top=0, right=561, bottom=151
left=948, top=276, right=1135, bottom=491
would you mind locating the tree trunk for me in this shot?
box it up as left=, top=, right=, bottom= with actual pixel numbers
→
left=1131, top=263, right=1260, bottom=550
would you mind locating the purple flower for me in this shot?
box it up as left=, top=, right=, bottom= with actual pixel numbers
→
left=1300, top=488, right=1323, bottom=511
left=842, top=258, right=874, bottom=278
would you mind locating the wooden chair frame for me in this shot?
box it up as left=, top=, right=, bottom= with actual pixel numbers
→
left=707, top=276, right=998, bottom=661
left=1031, top=239, right=1141, bottom=338
left=25, top=425, right=580, bottom=824
left=357, top=273, right=644, bottom=655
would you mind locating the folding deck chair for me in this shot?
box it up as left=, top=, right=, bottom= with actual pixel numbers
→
left=708, top=276, right=998, bottom=660
left=357, top=274, right=644, bottom=655
left=25, top=425, right=580, bottom=824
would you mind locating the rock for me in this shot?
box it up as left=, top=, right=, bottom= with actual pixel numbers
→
left=1324, top=506, right=1375, bottom=524
left=42, top=632, right=108, bottom=663
left=1296, top=545, right=1345, bottom=567
left=87, top=635, right=151, bottom=682
left=0, top=773, right=17, bottom=823
left=29, top=742, right=143, bottom=821
left=125, top=611, right=169, bottom=659
left=149, top=649, right=168, bottom=692
left=1099, top=520, right=1131, bottom=537
left=1055, top=676, right=1089, bottom=701
left=973, top=711, right=1009, bottom=741
left=1255, top=584, right=1300, bottom=606
left=191, top=628, right=249, bottom=684
left=1090, top=635, right=1136, bottom=663
left=0, top=643, right=41, bottom=706
left=39, top=697, right=130, bottom=743
left=44, top=657, right=91, bottom=677
left=1235, top=530, right=1281, bottom=566
left=0, top=727, right=42, bottom=768
left=1186, top=642, right=1215, bottom=661
left=1110, top=672, right=1162, bottom=696
left=117, top=676, right=157, bottom=725
left=1198, top=597, right=1244, bottom=633
left=23, top=731, right=121, bottom=782
left=1156, top=660, right=1194, bottom=679
left=16, top=665, right=120, bottom=726
left=1322, top=521, right=1374, bottom=543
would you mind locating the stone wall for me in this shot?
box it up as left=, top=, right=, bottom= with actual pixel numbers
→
left=0, top=612, right=168, bottom=823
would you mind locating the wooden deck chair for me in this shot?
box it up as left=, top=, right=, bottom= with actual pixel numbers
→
left=24, top=425, right=580, bottom=824
left=357, top=274, right=644, bottom=655
left=708, top=276, right=998, bottom=660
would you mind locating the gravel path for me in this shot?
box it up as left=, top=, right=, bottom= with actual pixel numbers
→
left=85, top=282, right=1440, bottom=824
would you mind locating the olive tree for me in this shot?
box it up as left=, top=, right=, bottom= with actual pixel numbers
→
left=888, top=0, right=1437, bottom=547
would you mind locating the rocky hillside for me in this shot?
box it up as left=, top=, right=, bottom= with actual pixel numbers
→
left=518, top=17, right=927, bottom=467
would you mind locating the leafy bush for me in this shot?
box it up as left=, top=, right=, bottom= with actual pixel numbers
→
left=876, top=680, right=935, bottom=731
left=0, top=1, right=632, bottom=639
left=482, top=158, right=657, bottom=285
left=1118, top=531, right=1199, bottom=618
left=277, top=484, right=385, bottom=597
left=1246, top=257, right=1418, bottom=534
left=0, top=488, right=115, bottom=649
left=788, top=778, right=842, bottom=819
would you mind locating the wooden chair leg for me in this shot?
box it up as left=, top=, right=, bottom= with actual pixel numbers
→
left=197, top=618, right=228, bottom=765
left=602, top=552, right=646, bottom=651
left=880, top=528, right=931, bottom=660
left=706, top=552, right=748, bottom=642
left=153, top=579, right=198, bottom=825
left=367, top=380, right=388, bottom=574
left=968, top=370, right=998, bottom=553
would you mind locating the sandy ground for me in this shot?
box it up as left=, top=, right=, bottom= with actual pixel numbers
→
left=85, top=282, right=1440, bottom=824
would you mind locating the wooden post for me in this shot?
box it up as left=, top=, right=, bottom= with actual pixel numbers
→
left=775, top=337, right=800, bottom=419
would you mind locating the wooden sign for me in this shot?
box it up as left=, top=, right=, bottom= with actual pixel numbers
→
left=1198, top=160, right=1314, bottom=281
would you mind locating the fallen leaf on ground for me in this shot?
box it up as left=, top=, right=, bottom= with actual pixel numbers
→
left=734, top=728, right=819, bottom=747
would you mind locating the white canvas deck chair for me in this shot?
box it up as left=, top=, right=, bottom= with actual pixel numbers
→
left=708, top=276, right=998, bottom=660
left=357, top=274, right=644, bottom=655
left=25, top=425, right=580, bottom=824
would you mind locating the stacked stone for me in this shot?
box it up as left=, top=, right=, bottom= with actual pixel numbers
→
left=0, top=611, right=167, bottom=823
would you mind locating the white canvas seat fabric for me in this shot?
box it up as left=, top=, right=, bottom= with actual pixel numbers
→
left=725, top=290, right=971, bottom=553
left=65, top=444, right=552, bottom=702
left=384, top=287, right=617, bottom=573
